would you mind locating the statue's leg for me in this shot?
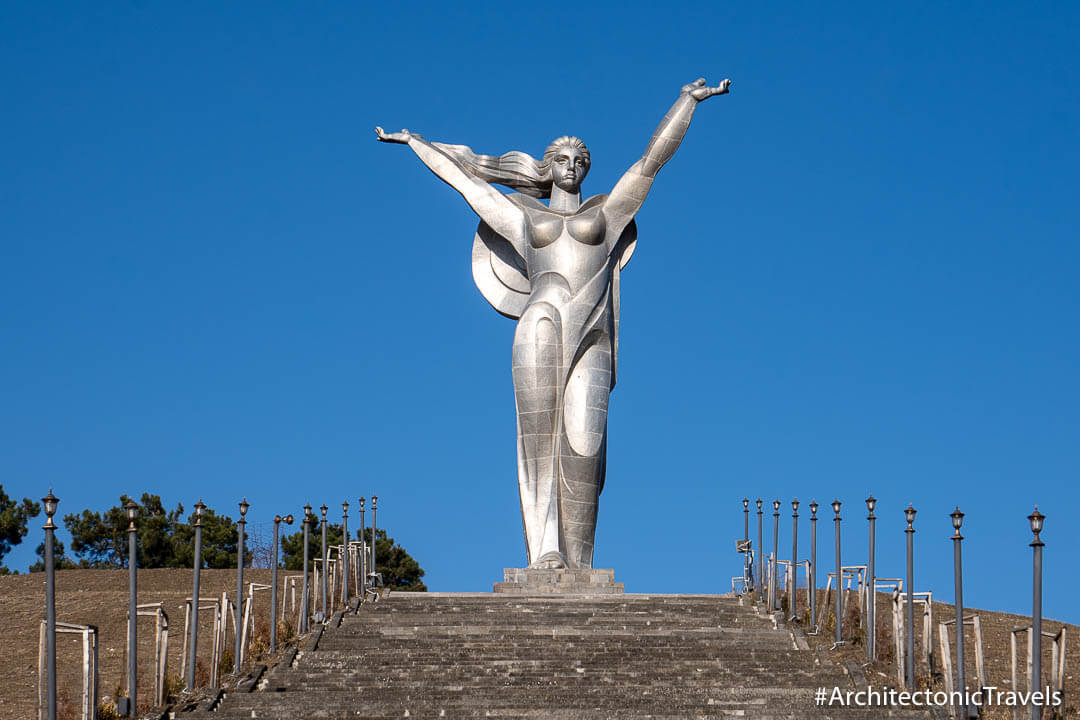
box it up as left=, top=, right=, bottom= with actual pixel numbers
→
left=559, top=336, right=612, bottom=569
left=512, top=301, right=565, bottom=568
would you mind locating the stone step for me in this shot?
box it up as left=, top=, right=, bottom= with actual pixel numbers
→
left=184, top=592, right=934, bottom=719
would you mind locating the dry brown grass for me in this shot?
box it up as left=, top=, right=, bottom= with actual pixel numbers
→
left=784, top=588, right=1080, bottom=718
left=0, top=568, right=306, bottom=720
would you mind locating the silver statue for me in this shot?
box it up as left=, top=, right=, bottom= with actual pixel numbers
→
left=377, top=77, right=730, bottom=569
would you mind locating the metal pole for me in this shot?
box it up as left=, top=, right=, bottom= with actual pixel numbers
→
left=319, top=505, right=328, bottom=619
left=742, top=499, right=750, bottom=591
left=43, top=490, right=58, bottom=720
left=341, top=501, right=350, bottom=606
left=833, top=500, right=843, bottom=645
left=790, top=499, right=799, bottom=621
left=127, top=501, right=138, bottom=715
left=946, top=509, right=972, bottom=716
left=1029, top=507, right=1045, bottom=720
left=770, top=500, right=780, bottom=612
left=904, top=504, right=916, bottom=691
left=272, top=515, right=280, bottom=651
left=301, top=505, right=311, bottom=634
left=755, top=500, right=763, bottom=602
left=235, top=498, right=248, bottom=665
left=266, top=511, right=291, bottom=651
left=371, top=495, right=378, bottom=586
left=866, top=495, right=876, bottom=662
left=809, top=501, right=818, bottom=629
left=358, top=499, right=366, bottom=598
left=186, top=499, right=205, bottom=691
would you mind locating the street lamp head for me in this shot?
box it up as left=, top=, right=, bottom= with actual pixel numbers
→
left=239, top=497, right=249, bottom=519
left=742, top=498, right=749, bottom=510
left=1028, top=506, right=1045, bottom=541
left=791, top=498, right=799, bottom=513
left=865, top=494, right=876, bottom=514
left=831, top=499, right=841, bottom=517
left=359, top=497, right=365, bottom=510
left=283, top=514, right=294, bottom=525
left=951, top=506, right=964, bottom=531
left=304, top=503, right=312, bottom=523
left=193, top=499, right=206, bottom=527
left=772, top=499, right=781, bottom=513
left=343, top=500, right=349, bottom=514
left=372, top=495, right=378, bottom=508
left=809, top=500, right=819, bottom=518
left=755, top=498, right=762, bottom=511
left=125, top=500, right=138, bottom=530
left=905, top=504, right=917, bottom=530
left=950, top=505, right=964, bottom=539
left=43, top=489, right=59, bottom=524
left=320, top=504, right=328, bottom=519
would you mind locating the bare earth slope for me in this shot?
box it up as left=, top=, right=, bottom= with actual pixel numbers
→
left=0, top=568, right=295, bottom=720
left=1, top=573, right=1076, bottom=719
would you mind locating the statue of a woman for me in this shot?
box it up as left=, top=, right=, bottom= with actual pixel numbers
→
left=377, top=77, right=730, bottom=570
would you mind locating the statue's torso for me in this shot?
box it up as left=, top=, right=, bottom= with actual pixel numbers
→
left=514, top=195, right=613, bottom=298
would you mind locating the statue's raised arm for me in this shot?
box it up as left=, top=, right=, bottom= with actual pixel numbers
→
left=375, top=126, right=526, bottom=249
left=374, top=77, right=731, bottom=574
left=604, top=78, right=730, bottom=234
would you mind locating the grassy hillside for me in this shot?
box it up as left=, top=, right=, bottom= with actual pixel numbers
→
left=0, top=568, right=313, bottom=719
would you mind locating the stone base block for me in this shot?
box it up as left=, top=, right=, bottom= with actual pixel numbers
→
left=493, top=567, right=624, bottom=594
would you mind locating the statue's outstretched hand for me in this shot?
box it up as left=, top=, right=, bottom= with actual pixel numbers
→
left=682, top=78, right=730, bottom=101
left=375, top=126, right=416, bottom=143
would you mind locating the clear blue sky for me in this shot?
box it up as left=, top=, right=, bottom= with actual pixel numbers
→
left=2, top=3, right=1077, bottom=622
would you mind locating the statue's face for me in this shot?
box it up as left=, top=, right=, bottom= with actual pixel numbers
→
left=550, top=144, right=589, bottom=193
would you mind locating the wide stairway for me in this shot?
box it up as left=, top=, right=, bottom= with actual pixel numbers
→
left=193, top=593, right=937, bottom=719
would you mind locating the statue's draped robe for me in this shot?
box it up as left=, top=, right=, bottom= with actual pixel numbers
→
left=470, top=192, right=637, bottom=567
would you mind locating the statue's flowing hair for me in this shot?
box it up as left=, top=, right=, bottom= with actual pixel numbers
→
left=433, top=136, right=590, bottom=199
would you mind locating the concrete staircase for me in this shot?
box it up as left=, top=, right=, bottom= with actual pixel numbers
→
left=188, top=593, right=938, bottom=719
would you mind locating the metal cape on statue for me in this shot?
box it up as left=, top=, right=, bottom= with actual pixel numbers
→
left=376, top=77, right=731, bottom=570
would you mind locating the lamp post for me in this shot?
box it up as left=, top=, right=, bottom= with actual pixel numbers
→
left=866, top=494, right=876, bottom=662
left=270, top=513, right=294, bottom=652
left=770, top=500, right=780, bottom=612
left=741, top=499, right=750, bottom=591
left=126, top=500, right=138, bottom=716
left=301, top=504, right=312, bottom=634
left=832, top=499, right=843, bottom=646
left=950, top=506, right=968, bottom=718
left=341, top=501, right=350, bottom=607
left=790, top=499, right=799, bottom=621
left=809, top=501, right=818, bottom=630
left=43, top=489, right=59, bottom=720
left=1028, top=507, right=1045, bottom=720
left=186, top=499, right=206, bottom=691
left=319, top=505, right=328, bottom=620
left=904, top=504, right=916, bottom=690
left=755, top=500, right=763, bottom=603
left=235, top=497, right=248, bottom=664
left=370, top=495, right=378, bottom=587
left=359, top=498, right=368, bottom=598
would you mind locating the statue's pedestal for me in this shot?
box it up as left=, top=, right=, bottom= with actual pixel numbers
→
left=493, top=568, right=624, bottom=595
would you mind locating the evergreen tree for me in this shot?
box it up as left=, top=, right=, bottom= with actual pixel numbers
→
left=0, top=485, right=41, bottom=574
left=281, top=524, right=426, bottom=591
left=171, top=505, right=239, bottom=569
left=281, top=519, right=344, bottom=572
left=29, top=538, right=79, bottom=572
left=361, top=527, right=427, bottom=591
left=61, top=494, right=241, bottom=568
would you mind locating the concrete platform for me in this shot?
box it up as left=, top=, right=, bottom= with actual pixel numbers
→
left=493, top=567, right=625, bottom=594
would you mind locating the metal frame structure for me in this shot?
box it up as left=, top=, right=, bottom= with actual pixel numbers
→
left=939, top=613, right=985, bottom=719
left=1010, top=625, right=1067, bottom=720
left=126, top=602, right=170, bottom=708
left=37, top=622, right=98, bottom=720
